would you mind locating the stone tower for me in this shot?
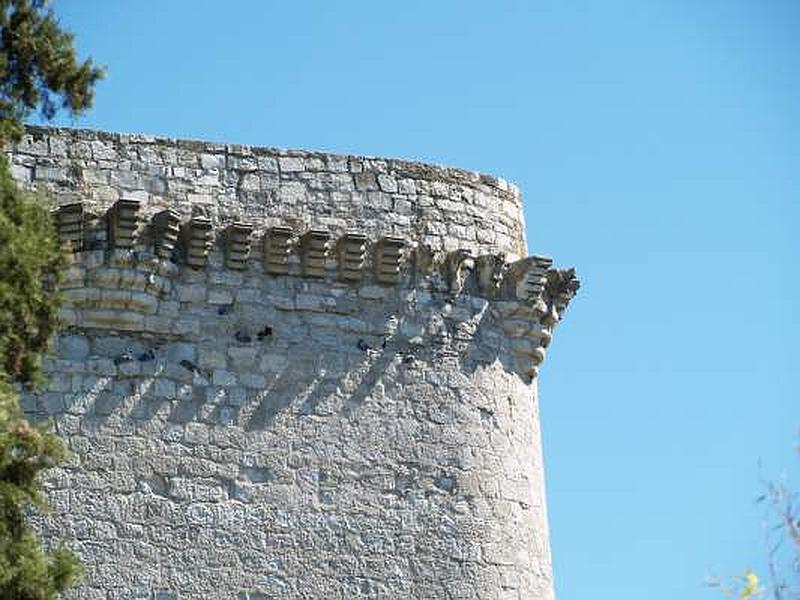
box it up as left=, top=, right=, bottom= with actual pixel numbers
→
left=11, top=126, right=578, bottom=600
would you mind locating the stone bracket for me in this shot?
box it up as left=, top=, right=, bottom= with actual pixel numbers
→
left=337, top=232, right=368, bottom=282
left=375, top=237, right=406, bottom=285
left=181, top=217, right=213, bottom=269
left=504, top=255, right=553, bottom=305
left=445, top=249, right=475, bottom=296
left=53, top=202, right=84, bottom=251
left=263, top=226, right=295, bottom=275
left=48, top=205, right=579, bottom=322
left=152, top=209, right=181, bottom=260
left=299, top=229, right=331, bottom=278
left=475, top=253, right=507, bottom=298
left=107, top=198, right=140, bottom=249
left=224, top=222, right=254, bottom=271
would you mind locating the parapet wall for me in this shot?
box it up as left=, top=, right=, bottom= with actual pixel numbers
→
left=12, top=126, right=527, bottom=258
left=10, top=127, right=578, bottom=600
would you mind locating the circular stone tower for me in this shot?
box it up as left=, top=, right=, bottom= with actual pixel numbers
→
left=12, top=126, right=578, bottom=600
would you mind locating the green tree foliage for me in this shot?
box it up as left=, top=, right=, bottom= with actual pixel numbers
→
left=0, top=160, right=64, bottom=392
left=0, top=0, right=103, bottom=144
left=0, top=1, right=102, bottom=597
left=0, top=416, right=80, bottom=599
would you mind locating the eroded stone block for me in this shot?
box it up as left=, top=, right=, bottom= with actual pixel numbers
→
left=262, top=226, right=294, bottom=275
left=53, top=202, right=84, bottom=251
left=374, top=236, right=406, bottom=285
left=337, top=232, right=368, bottom=282
left=299, top=229, right=331, bottom=278
left=106, top=198, right=141, bottom=249
left=224, top=222, right=254, bottom=271
left=152, top=209, right=181, bottom=260
left=181, top=217, right=213, bottom=269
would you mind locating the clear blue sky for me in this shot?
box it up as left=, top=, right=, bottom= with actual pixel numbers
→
left=46, top=1, right=798, bottom=598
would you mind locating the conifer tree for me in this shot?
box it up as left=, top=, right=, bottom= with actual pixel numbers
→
left=0, top=1, right=102, bottom=597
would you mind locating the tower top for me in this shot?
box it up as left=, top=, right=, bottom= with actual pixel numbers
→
left=16, top=124, right=527, bottom=259
left=14, top=125, right=578, bottom=599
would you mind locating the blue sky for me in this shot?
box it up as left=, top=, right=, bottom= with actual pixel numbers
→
left=46, top=1, right=798, bottom=598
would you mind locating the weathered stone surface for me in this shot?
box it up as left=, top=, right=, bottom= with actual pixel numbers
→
left=10, top=126, right=581, bottom=600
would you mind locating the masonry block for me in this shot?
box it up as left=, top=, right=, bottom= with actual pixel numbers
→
left=106, top=198, right=141, bottom=249
left=299, top=229, right=331, bottom=278
left=374, top=236, right=406, bottom=285
left=262, top=226, right=294, bottom=275
left=181, top=217, right=213, bottom=269
left=53, top=202, right=84, bottom=251
left=224, top=222, right=254, bottom=271
left=152, top=209, right=181, bottom=260
left=336, top=232, right=368, bottom=282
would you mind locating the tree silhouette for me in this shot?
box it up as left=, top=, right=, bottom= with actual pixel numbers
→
left=0, top=1, right=102, bottom=597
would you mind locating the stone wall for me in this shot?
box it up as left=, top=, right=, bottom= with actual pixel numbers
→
left=10, top=126, right=578, bottom=600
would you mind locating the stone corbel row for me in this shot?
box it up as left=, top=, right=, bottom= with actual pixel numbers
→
left=436, top=250, right=580, bottom=379
left=52, top=200, right=580, bottom=309
left=444, top=250, right=578, bottom=308
left=53, top=199, right=409, bottom=285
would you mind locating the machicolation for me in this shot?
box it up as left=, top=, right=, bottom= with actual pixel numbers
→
left=11, top=126, right=578, bottom=600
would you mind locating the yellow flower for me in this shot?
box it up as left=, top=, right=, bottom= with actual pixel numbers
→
left=739, top=570, right=760, bottom=599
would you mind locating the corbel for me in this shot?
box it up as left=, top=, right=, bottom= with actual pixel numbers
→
left=445, top=249, right=475, bottom=296
left=53, top=202, right=84, bottom=251
left=542, top=267, right=581, bottom=325
left=107, top=198, right=140, bottom=249
left=336, top=232, right=368, bottom=282
left=299, top=229, right=331, bottom=278
left=503, top=255, right=553, bottom=305
left=374, top=236, right=406, bottom=285
left=262, top=226, right=295, bottom=275
left=475, top=253, right=507, bottom=298
left=152, top=209, right=181, bottom=260
left=181, top=217, right=213, bottom=269
left=224, top=222, right=254, bottom=270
